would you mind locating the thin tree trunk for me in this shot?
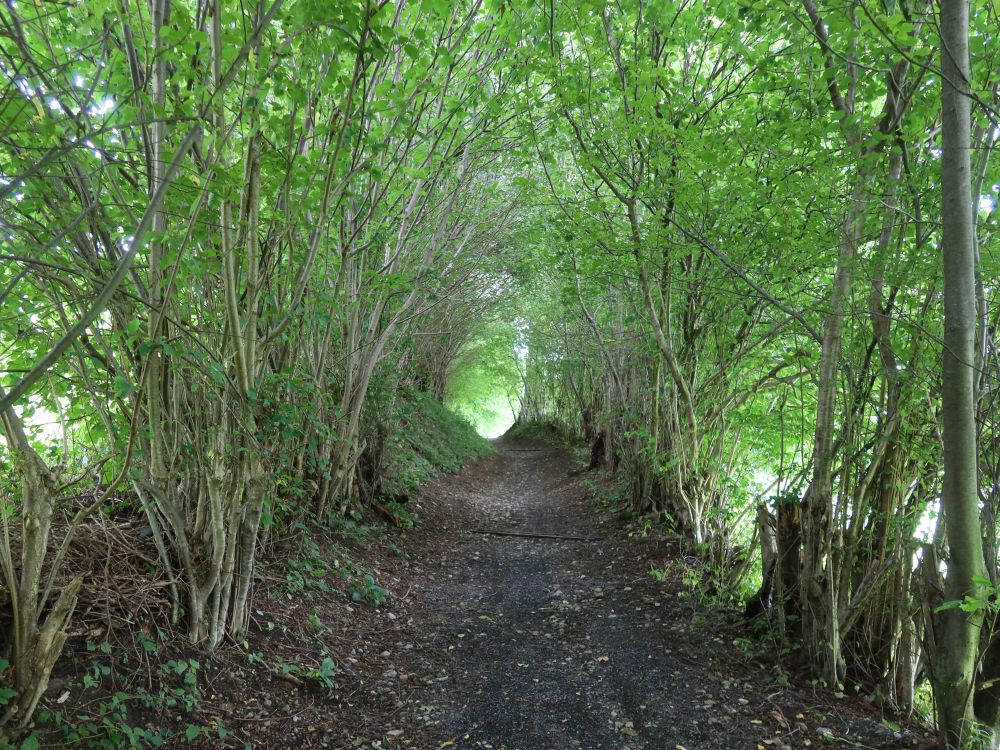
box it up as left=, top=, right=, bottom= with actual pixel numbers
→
left=934, top=1, right=987, bottom=745
left=800, top=173, right=870, bottom=687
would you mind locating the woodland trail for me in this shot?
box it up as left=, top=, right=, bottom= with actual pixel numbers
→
left=372, top=439, right=921, bottom=750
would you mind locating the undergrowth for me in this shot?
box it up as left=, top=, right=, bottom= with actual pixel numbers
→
left=503, top=419, right=575, bottom=445
left=579, top=466, right=761, bottom=614
left=381, top=389, right=493, bottom=500
left=273, top=389, right=488, bottom=613
left=0, top=391, right=487, bottom=750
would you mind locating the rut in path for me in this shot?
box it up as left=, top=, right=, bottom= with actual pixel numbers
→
left=386, top=439, right=913, bottom=750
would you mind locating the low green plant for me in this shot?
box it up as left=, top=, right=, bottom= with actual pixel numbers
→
left=144, top=659, right=201, bottom=712
left=307, top=612, right=327, bottom=635
left=580, top=472, right=628, bottom=513
left=271, top=654, right=337, bottom=691
left=81, top=657, right=112, bottom=690
left=330, top=513, right=374, bottom=548
left=649, top=563, right=669, bottom=583
left=649, top=558, right=705, bottom=595
left=733, top=637, right=758, bottom=661
left=24, top=648, right=226, bottom=750
left=912, top=680, right=936, bottom=724
left=35, top=691, right=180, bottom=749
left=0, top=659, right=15, bottom=709
left=380, top=389, right=493, bottom=499
left=349, top=573, right=389, bottom=606
left=285, top=536, right=332, bottom=597
left=503, top=419, right=570, bottom=443
left=384, top=500, right=418, bottom=529
left=308, top=657, right=337, bottom=690
left=627, top=516, right=656, bottom=538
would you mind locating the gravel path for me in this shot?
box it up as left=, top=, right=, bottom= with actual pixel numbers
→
left=391, top=439, right=923, bottom=750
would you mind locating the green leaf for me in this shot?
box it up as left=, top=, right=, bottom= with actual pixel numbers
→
left=185, top=724, right=201, bottom=742
left=112, top=375, right=134, bottom=397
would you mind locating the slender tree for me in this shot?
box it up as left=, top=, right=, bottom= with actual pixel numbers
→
left=934, top=0, right=988, bottom=746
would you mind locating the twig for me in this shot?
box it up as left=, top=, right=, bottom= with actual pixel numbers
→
left=468, top=529, right=601, bottom=542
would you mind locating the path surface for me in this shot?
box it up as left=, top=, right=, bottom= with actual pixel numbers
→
left=379, top=439, right=917, bottom=750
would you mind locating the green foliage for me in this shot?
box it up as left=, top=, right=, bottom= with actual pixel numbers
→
left=285, top=535, right=334, bottom=598
left=349, top=574, right=389, bottom=607
left=591, top=478, right=630, bottom=512
left=384, top=500, right=418, bottom=529
left=0, top=0, right=995, bottom=740
left=149, top=659, right=201, bottom=713
left=380, top=389, right=493, bottom=499
left=349, top=573, right=389, bottom=607
left=331, top=515, right=375, bottom=549
left=307, top=612, right=327, bottom=634
left=0, top=660, right=14, bottom=709
left=504, top=420, right=570, bottom=444
left=445, top=323, right=523, bottom=438
left=934, top=575, right=1000, bottom=616
left=270, top=653, right=338, bottom=691
left=31, top=665, right=206, bottom=749
left=308, top=658, right=338, bottom=690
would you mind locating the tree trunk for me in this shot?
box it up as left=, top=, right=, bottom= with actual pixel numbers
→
left=933, top=1, right=988, bottom=746
left=800, top=173, right=869, bottom=687
left=0, top=394, right=82, bottom=732
left=776, top=497, right=802, bottom=639
left=745, top=506, right=776, bottom=619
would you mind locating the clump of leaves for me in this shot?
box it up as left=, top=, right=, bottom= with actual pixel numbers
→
left=275, top=654, right=338, bottom=691
left=145, top=659, right=201, bottom=712
left=309, top=658, right=337, bottom=690
left=330, top=513, right=374, bottom=548
left=38, top=693, right=169, bottom=749
left=385, top=500, right=418, bottom=529
left=0, top=658, right=15, bottom=709
left=350, top=574, right=389, bottom=607
left=580, top=473, right=627, bottom=512
left=34, top=683, right=214, bottom=749
left=285, top=536, right=331, bottom=597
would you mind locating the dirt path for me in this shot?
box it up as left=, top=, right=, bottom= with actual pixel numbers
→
left=375, top=439, right=924, bottom=750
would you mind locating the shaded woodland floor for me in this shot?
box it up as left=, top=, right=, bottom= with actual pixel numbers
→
left=38, top=438, right=934, bottom=749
